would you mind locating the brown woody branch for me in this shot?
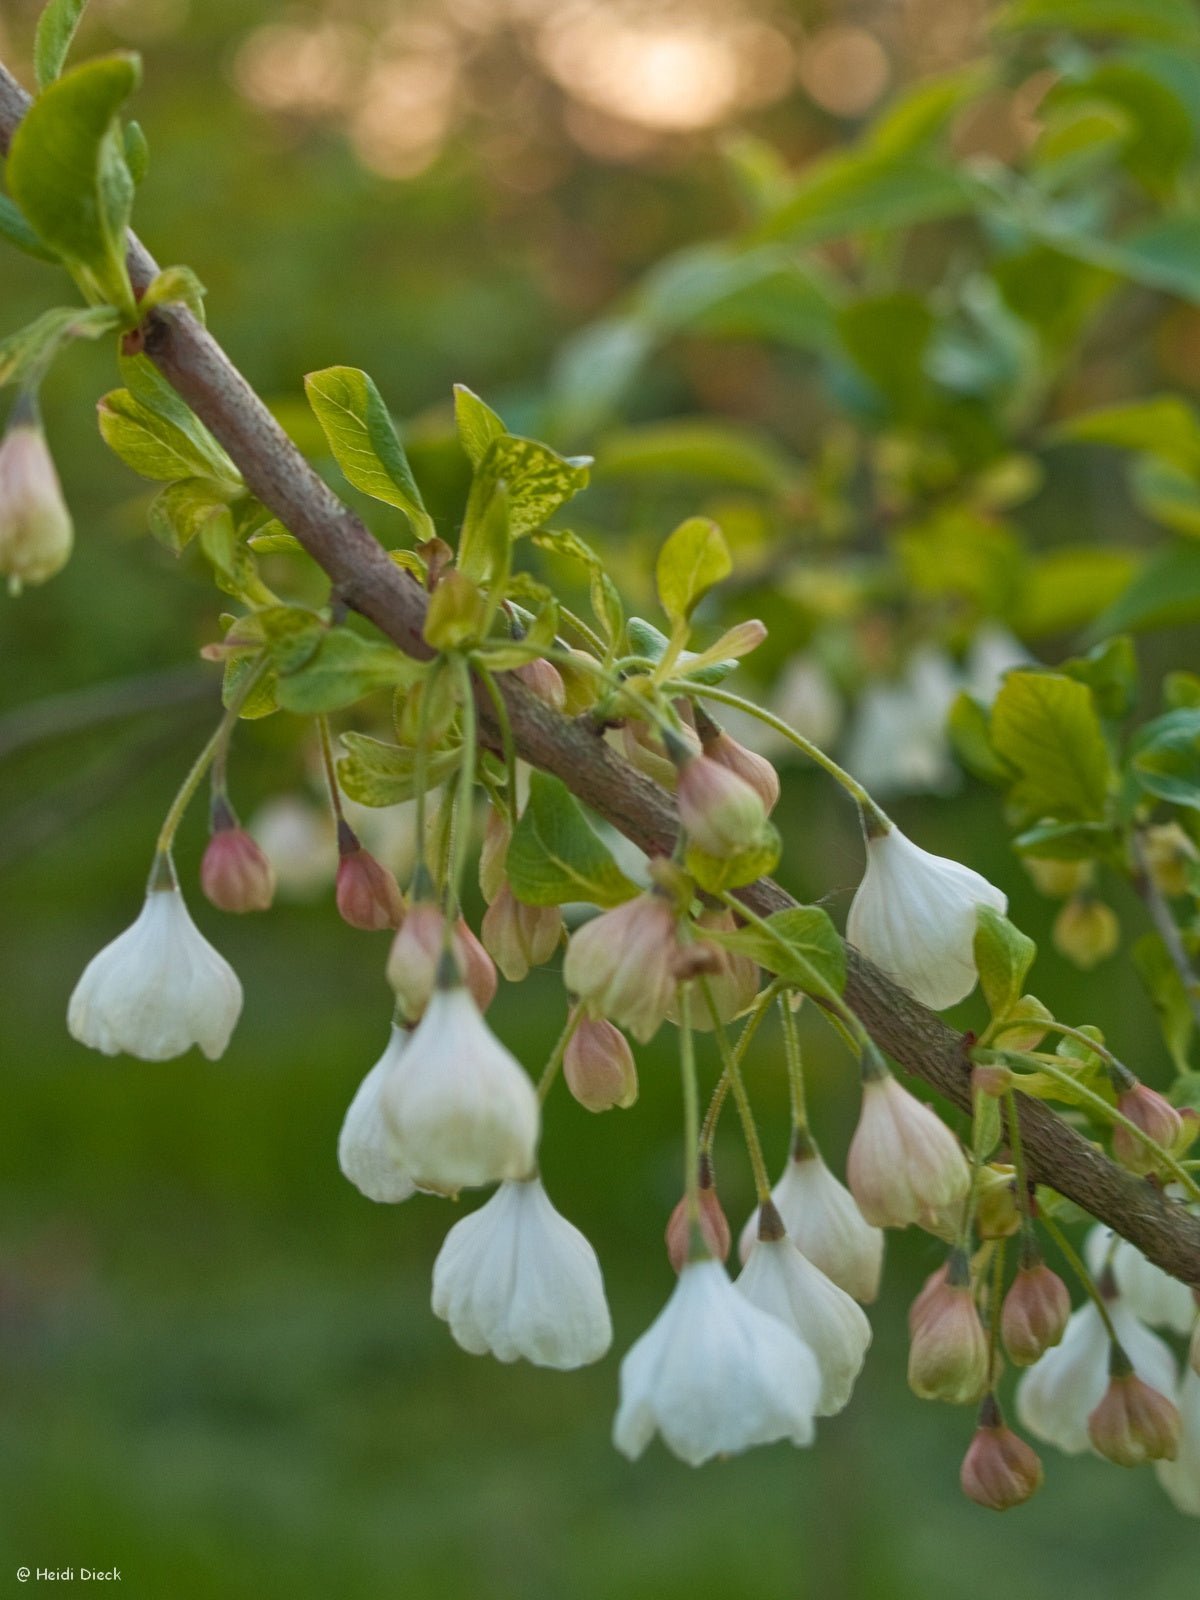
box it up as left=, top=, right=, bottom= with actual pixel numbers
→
left=3, top=61, right=1198, bottom=1288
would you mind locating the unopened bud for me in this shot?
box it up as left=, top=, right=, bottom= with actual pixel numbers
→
left=201, top=813, right=275, bottom=913
left=1112, top=1083, right=1184, bottom=1175
left=1001, top=1263, right=1071, bottom=1366
left=423, top=568, right=486, bottom=650
left=975, top=1164, right=1021, bottom=1241
left=481, top=883, right=562, bottom=981
left=675, top=750, right=769, bottom=858
left=479, top=807, right=511, bottom=904
left=971, top=1064, right=1014, bottom=1099
left=1142, top=822, right=1197, bottom=899
left=1053, top=896, right=1119, bottom=969
left=847, top=1069, right=971, bottom=1231
left=335, top=824, right=404, bottom=931
left=516, top=656, right=566, bottom=712
left=1023, top=856, right=1091, bottom=898
left=563, top=1015, right=638, bottom=1112
left=699, top=726, right=781, bottom=815
left=0, top=404, right=73, bottom=592
left=387, top=902, right=497, bottom=1020
left=558, top=648, right=599, bottom=715
left=960, top=1398, right=1044, bottom=1511
left=665, top=1162, right=731, bottom=1272
left=621, top=717, right=697, bottom=788
left=1087, top=1369, right=1180, bottom=1467
left=908, top=1254, right=990, bottom=1405
left=562, top=890, right=679, bottom=1043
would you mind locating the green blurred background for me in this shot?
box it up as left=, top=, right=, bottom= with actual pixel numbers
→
left=2, top=1, right=1197, bottom=1595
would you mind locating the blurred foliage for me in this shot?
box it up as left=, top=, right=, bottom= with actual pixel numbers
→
left=4, top=0, right=1200, bottom=1593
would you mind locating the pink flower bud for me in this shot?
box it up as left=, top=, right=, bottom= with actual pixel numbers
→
left=847, top=1068, right=971, bottom=1230
left=1002, top=1263, right=1071, bottom=1367
left=667, top=909, right=759, bottom=1030
left=909, top=1262, right=949, bottom=1334
left=481, top=883, right=562, bottom=982
left=665, top=1163, right=731, bottom=1273
left=562, top=890, right=679, bottom=1043
left=479, top=807, right=511, bottom=904
left=699, top=726, right=781, bottom=815
left=675, top=751, right=768, bottom=858
left=1087, top=1370, right=1180, bottom=1467
left=387, top=903, right=497, bottom=1020
left=335, top=825, right=404, bottom=931
left=516, top=656, right=566, bottom=711
left=0, top=408, right=73, bottom=592
left=563, top=1016, right=638, bottom=1112
left=960, top=1399, right=1044, bottom=1511
left=201, top=821, right=275, bottom=914
left=1112, top=1084, right=1184, bottom=1176
left=907, top=1256, right=990, bottom=1405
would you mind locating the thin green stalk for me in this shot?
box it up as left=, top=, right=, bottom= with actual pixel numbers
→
left=988, top=1016, right=1134, bottom=1089
left=446, top=653, right=479, bottom=922
left=699, top=977, right=771, bottom=1202
left=474, top=660, right=519, bottom=822
left=538, top=1002, right=585, bottom=1103
left=679, top=985, right=701, bottom=1234
left=663, top=678, right=889, bottom=830
left=698, top=980, right=779, bottom=1153
left=410, top=656, right=444, bottom=893
left=1002, top=1090, right=1037, bottom=1243
left=779, top=993, right=808, bottom=1132
left=1039, top=1210, right=1124, bottom=1352
left=316, top=712, right=346, bottom=824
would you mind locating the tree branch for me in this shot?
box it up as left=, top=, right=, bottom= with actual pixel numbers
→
left=2, top=59, right=1197, bottom=1287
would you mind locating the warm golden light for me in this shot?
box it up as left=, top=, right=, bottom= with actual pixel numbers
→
left=798, top=26, right=891, bottom=119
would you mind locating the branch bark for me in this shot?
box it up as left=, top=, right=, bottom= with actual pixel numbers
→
left=3, top=60, right=1198, bottom=1288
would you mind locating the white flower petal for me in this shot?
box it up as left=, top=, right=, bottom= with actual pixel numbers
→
left=67, top=887, right=242, bottom=1061
left=738, top=1149, right=884, bottom=1303
left=1157, top=1368, right=1200, bottom=1516
left=337, top=1027, right=416, bottom=1204
left=432, top=1177, right=611, bottom=1369
left=613, top=1259, right=821, bottom=1466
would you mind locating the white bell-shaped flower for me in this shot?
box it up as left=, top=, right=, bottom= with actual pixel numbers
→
left=381, top=979, right=539, bottom=1193
left=432, top=1175, right=611, bottom=1369
left=337, top=1026, right=416, bottom=1204
left=842, top=646, right=959, bottom=799
left=68, top=883, right=242, bottom=1061
left=1085, top=1224, right=1197, bottom=1336
left=736, top=1226, right=871, bottom=1415
left=1015, top=1298, right=1178, bottom=1456
left=846, top=824, right=1007, bottom=1010
left=1157, top=1368, right=1200, bottom=1517
left=737, top=1139, right=884, bottom=1303
left=613, top=1258, right=821, bottom=1466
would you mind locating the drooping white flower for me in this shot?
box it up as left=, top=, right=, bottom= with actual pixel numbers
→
left=737, top=1140, right=885, bottom=1303
left=0, top=408, right=73, bottom=592
left=842, top=646, right=959, bottom=799
left=1085, top=1225, right=1197, bottom=1336
left=846, top=824, right=1007, bottom=1010
left=247, top=797, right=334, bottom=899
left=432, top=1175, right=611, bottom=1369
left=1157, top=1368, right=1200, bottom=1516
left=613, top=1259, right=821, bottom=1466
left=1015, top=1298, right=1178, bottom=1456
left=846, top=1069, right=971, bottom=1231
left=337, top=1026, right=416, bottom=1204
left=381, top=981, right=539, bottom=1193
left=68, top=882, right=242, bottom=1061
left=736, top=1230, right=871, bottom=1415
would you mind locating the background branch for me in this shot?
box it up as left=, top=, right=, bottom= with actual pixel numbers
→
left=2, top=58, right=1197, bottom=1287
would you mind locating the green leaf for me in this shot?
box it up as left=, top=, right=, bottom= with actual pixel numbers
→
left=685, top=823, right=781, bottom=894
left=453, top=384, right=506, bottom=468
left=596, top=420, right=799, bottom=495
left=274, top=629, right=422, bottom=714
left=1013, top=819, right=1120, bottom=861
left=997, top=0, right=1200, bottom=44
left=704, top=905, right=846, bottom=999
left=1060, top=636, right=1139, bottom=721
left=304, top=366, right=433, bottom=539
left=146, top=478, right=233, bottom=553
left=531, top=527, right=623, bottom=648
left=337, top=732, right=460, bottom=807
left=505, top=772, right=638, bottom=908
left=1132, top=932, right=1195, bottom=1073
left=1093, top=543, right=1200, bottom=635
left=253, top=605, right=326, bottom=675
left=465, top=433, right=591, bottom=545
left=98, top=385, right=236, bottom=482
left=1130, top=456, right=1200, bottom=536
left=1130, top=707, right=1200, bottom=809
left=656, top=517, right=732, bottom=624
left=991, top=671, right=1113, bottom=821
left=0, top=303, right=119, bottom=388
left=837, top=293, right=934, bottom=420
left=140, top=264, right=205, bottom=320
left=948, top=692, right=1016, bottom=786
left=34, top=0, right=90, bottom=91
left=123, top=120, right=148, bottom=185
left=7, top=54, right=140, bottom=309
left=1051, top=395, right=1200, bottom=470
left=974, top=907, right=1037, bottom=1023
left=625, top=617, right=740, bottom=685
left=221, top=651, right=277, bottom=721
left=1014, top=546, right=1137, bottom=637
left=197, top=507, right=263, bottom=604
left=759, top=151, right=979, bottom=245
left=0, top=194, right=59, bottom=261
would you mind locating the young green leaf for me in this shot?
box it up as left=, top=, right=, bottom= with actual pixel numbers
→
left=655, top=517, right=731, bottom=624
left=140, top=265, right=205, bottom=320
left=98, top=386, right=237, bottom=482
left=337, top=732, right=461, bottom=807
left=990, top=670, right=1113, bottom=821
left=463, top=433, right=591, bottom=547
left=505, top=772, right=638, bottom=908
left=146, top=478, right=235, bottom=553
left=1129, top=707, right=1200, bottom=810
left=453, top=384, right=507, bottom=467
left=0, top=195, right=59, bottom=262
left=304, top=366, right=434, bottom=540
left=704, top=905, right=846, bottom=998
left=8, top=54, right=141, bottom=311
left=0, top=304, right=120, bottom=389
left=34, top=0, right=91, bottom=91
left=974, top=906, right=1037, bottom=1023
left=274, top=629, right=423, bottom=715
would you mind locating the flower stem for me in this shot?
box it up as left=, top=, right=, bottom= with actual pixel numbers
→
left=1038, top=1210, right=1124, bottom=1353
left=679, top=985, right=701, bottom=1234
left=474, top=660, right=518, bottom=822
left=699, top=977, right=771, bottom=1202
left=316, top=712, right=346, bottom=826
left=698, top=981, right=779, bottom=1154
left=779, top=993, right=808, bottom=1132
left=447, top=653, right=479, bottom=922
left=538, top=1001, right=585, bottom=1103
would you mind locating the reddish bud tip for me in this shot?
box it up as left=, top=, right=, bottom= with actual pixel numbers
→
left=335, top=847, right=404, bottom=931
left=201, top=824, right=276, bottom=914
left=665, top=1172, right=731, bottom=1273
left=516, top=656, right=566, bottom=712
left=1112, top=1084, right=1184, bottom=1175
left=700, top=727, right=781, bottom=815
left=563, top=1016, right=638, bottom=1113
left=960, top=1413, right=1044, bottom=1511
left=1001, top=1264, right=1071, bottom=1366
left=1087, top=1372, right=1180, bottom=1467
